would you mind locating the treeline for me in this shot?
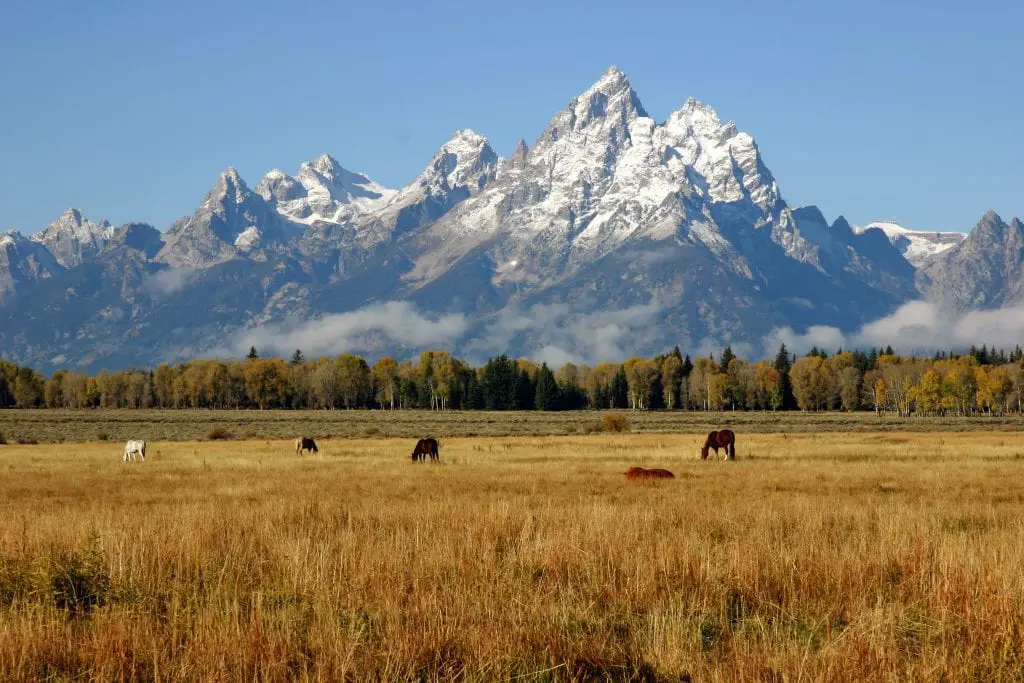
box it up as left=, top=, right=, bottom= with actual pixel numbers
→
left=3, top=343, right=1024, bottom=416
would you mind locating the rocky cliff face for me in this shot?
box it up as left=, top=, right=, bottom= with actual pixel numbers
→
left=922, top=211, right=1024, bottom=310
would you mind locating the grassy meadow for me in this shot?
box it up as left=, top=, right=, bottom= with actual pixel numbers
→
left=4, top=408, right=1024, bottom=444
left=2, top=430, right=1024, bottom=680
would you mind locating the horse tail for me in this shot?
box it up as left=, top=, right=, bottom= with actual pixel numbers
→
left=728, top=441, right=735, bottom=460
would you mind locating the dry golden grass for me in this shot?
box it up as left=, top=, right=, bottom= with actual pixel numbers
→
left=1, top=432, right=1024, bottom=681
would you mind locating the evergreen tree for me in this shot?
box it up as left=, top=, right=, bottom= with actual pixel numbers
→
left=884, top=345, right=895, bottom=356
left=246, top=346, right=259, bottom=361
left=773, top=343, right=795, bottom=410
left=681, top=354, right=693, bottom=378
left=868, top=347, right=879, bottom=367
left=514, top=368, right=535, bottom=410
left=481, top=355, right=517, bottom=410
left=464, top=372, right=485, bottom=410
left=534, top=363, right=560, bottom=410
left=289, top=349, right=305, bottom=365
left=720, top=346, right=736, bottom=369
left=610, top=367, right=629, bottom=409
left=671, top=345, right=683, bottom=362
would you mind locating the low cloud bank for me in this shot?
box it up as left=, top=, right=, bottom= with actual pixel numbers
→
left=468, top=300, right=665, bottom=365
left=229, top=298, right=1024, bottom=366
left=768, top=301, right=1024, bottom=356
left=233, top=302, right=469, bottom=358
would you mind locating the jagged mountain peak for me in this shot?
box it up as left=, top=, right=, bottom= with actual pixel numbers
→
left=256, top=168, right=307, bottom=205
left=296, top=154, right=392, bottom=204
left=422, top=129, right=498, bottom=190
left=304, top=153, right=344, bottom=179
left=557, top=66, right=649, bottom=133
left=923, top=210, right=1024, bottom=311
left=30, top=208, right=115, bottom=268
left=208, top=167, right=251, bottom=206
left=587, top=65, right=630, bottom=94
left=359, top=130, right=501, bottom=241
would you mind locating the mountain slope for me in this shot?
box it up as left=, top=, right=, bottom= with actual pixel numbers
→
left=923, top=211, right=1024, bottom=310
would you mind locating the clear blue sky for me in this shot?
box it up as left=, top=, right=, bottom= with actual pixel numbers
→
left=1, top=0, right=1021, bottom=234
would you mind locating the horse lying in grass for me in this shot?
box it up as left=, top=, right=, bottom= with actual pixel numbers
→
left=624, top=467, right=675, bottom=480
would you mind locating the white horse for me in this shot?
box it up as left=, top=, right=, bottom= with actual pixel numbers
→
left=123, top=440, right=146, bottom=462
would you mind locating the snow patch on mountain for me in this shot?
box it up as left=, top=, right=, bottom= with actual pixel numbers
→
left=234, top=227, right=261, bottom=251
left=267, top=154, right=396, bottom=227
left=855, top=221, right=966, bottom=267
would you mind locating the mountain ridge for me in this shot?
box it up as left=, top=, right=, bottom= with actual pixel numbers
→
left=0, top=66, right=1015, bottom=371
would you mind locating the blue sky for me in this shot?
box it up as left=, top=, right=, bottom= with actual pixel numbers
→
left=1, top=0, right=1020, bottom=234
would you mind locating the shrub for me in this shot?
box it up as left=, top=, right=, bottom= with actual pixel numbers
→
left=16, top=437, right=38, bottom=445
left=602, top=414, right=630, bottom=433
left=50, top=538, right=110, bottom=617
left=0, top=430, right=6, bottom=445
left=363, top=426, right=381, bottom=437
left=207, top=427, right=233, bottom=441
left=95, top=431, right=109, bottom=442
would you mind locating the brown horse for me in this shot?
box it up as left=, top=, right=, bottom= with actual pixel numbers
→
left=411, top=438, right=439, bottom=462
left=295, top=436, right=318, bottom=455
left=701, top=430, right=736, bottom=461
left=624, top=466, right=675, bottom=480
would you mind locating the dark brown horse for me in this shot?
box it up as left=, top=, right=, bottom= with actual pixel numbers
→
left=295, top=437, right=318, bottom=455
left=701, top=430, right=736, bottom=461
left=624, top=466, right=675, bottom=480
left=411, top=438, right=439, bottom=462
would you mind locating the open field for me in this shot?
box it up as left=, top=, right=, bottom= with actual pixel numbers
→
left=2, top=431, right=1024, bottom=680
left=5, top=409, right=1024, bottom=444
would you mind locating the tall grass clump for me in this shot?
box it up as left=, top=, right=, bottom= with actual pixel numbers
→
left=602, top=414, right=630, bottom=433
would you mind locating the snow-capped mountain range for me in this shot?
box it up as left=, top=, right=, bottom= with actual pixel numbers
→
left=0, top=67, right=1017, bottom=371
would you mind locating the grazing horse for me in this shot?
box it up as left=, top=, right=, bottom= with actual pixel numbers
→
left=624, top=466, right=675, bottom=480
left=411, top=438, right=439, bottom=462
left=123, top=440, right=146, bottom=463
left=295, top=437, right=318, bottom=455
left=701, top=429, right=736, bottom=461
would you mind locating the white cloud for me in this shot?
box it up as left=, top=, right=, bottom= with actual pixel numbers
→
left=468, top=300, right=665, bottom=365
left=231, top=301, right=469, bottom=358
left=142, top=268, right=197, bottom=297
left=766, top=301, right=1024, bottom=356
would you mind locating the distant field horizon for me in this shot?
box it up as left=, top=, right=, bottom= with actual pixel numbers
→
left=4, top=408, right=1024, bottom=445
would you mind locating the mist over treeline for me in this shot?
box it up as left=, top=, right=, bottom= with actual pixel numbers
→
left=2, top=343, right=1024, bottom=416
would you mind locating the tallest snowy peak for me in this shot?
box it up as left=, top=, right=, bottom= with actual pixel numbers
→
left=587, top=65, right=631, bottom=93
